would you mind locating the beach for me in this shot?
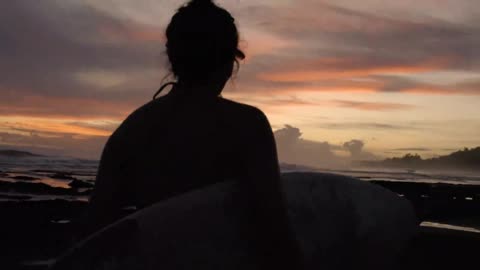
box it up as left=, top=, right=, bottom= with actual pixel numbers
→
left=1, top=156, right=480, bottom=269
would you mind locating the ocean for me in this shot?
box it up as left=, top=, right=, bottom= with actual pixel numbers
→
left=0, top=156, right=97, bottom=202
left=1, top=155, right=479, bottom=203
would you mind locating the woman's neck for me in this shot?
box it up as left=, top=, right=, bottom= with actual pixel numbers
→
left=173, top=80, right=225, bottom=98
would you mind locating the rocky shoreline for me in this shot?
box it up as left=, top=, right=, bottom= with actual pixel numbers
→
left=1, top=174, right=480, bottom=269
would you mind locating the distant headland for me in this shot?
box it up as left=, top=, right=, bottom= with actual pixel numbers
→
left=0, top=150, right=43, bottom=158
left=357, top=147, right=480, bottom=171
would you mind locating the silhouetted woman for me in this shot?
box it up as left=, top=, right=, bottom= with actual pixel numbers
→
left=86, top=0, right=302, bottom=268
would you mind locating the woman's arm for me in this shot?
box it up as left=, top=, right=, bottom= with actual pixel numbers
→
left=242, top=109, right=303, bottom=269
left=83, top=127, right=132, bottom=236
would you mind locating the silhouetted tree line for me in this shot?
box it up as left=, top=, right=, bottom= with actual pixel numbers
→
left=358, top=147, right=480, bottom=171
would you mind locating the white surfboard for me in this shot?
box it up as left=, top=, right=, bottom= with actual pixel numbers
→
left=51, top=173, right=417, bottom=270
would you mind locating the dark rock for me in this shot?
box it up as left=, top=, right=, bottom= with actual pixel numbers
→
left=31, top=169, right=61, bottom=173
left=0, top=193, right=32, bottom=200
left=79, top=189, right=92, bottom=196
left=11, top=175, right=39, bottom=181
left=51, top=219, right=71, bottom=224
left=51, top=173, right=77, bottom=180
left=0, top=180, right=81, bottom=196
left=370, top=180, right=480, bottom=223
left=0, top=199, right=88, bottom=267
left=69, top=179, right=94, bottom=189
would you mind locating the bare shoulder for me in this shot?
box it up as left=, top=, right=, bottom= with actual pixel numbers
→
left=125, top=97, right=169, bottom=124
left=217, top=97, right=269, bottom=124
left=117, top=95, right=172, bottom=132
left=106, top=97, right=168, bottom=146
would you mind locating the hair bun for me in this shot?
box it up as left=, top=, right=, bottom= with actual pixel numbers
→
left=188, top=0, right=214, bottom=7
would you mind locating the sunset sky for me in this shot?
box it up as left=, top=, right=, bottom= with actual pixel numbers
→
left=1, top=0, right=479, bottom=160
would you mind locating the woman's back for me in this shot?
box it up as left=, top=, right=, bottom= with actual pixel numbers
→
left=86, top=89, right=302, bottom=268
left=97, top=90, right=273, bottom=209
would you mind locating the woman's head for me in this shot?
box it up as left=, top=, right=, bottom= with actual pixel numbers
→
left=166, top=0, right=245, bottom=86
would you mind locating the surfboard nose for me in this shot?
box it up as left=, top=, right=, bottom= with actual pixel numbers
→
left=283, top=172, right=417, bottom=269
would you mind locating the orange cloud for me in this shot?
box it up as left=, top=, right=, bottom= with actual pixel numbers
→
left=0, top=118, right=113, bottom=137
left=402, top=86, right=479, bottom=95
left=332, top=100, right=416, bottom=111
left=257, top=57, right=452, bottom=82
left=0, top=95, right=135, bottom=120
left=240, top=29, right=299, bottom=60
left=236, top=78, right=383, bottom=94
left=226, top=92, right=415, bottom=112
left=98, top=22, right=165, bottom=43
left=275, top=85, right=378, bottom=94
